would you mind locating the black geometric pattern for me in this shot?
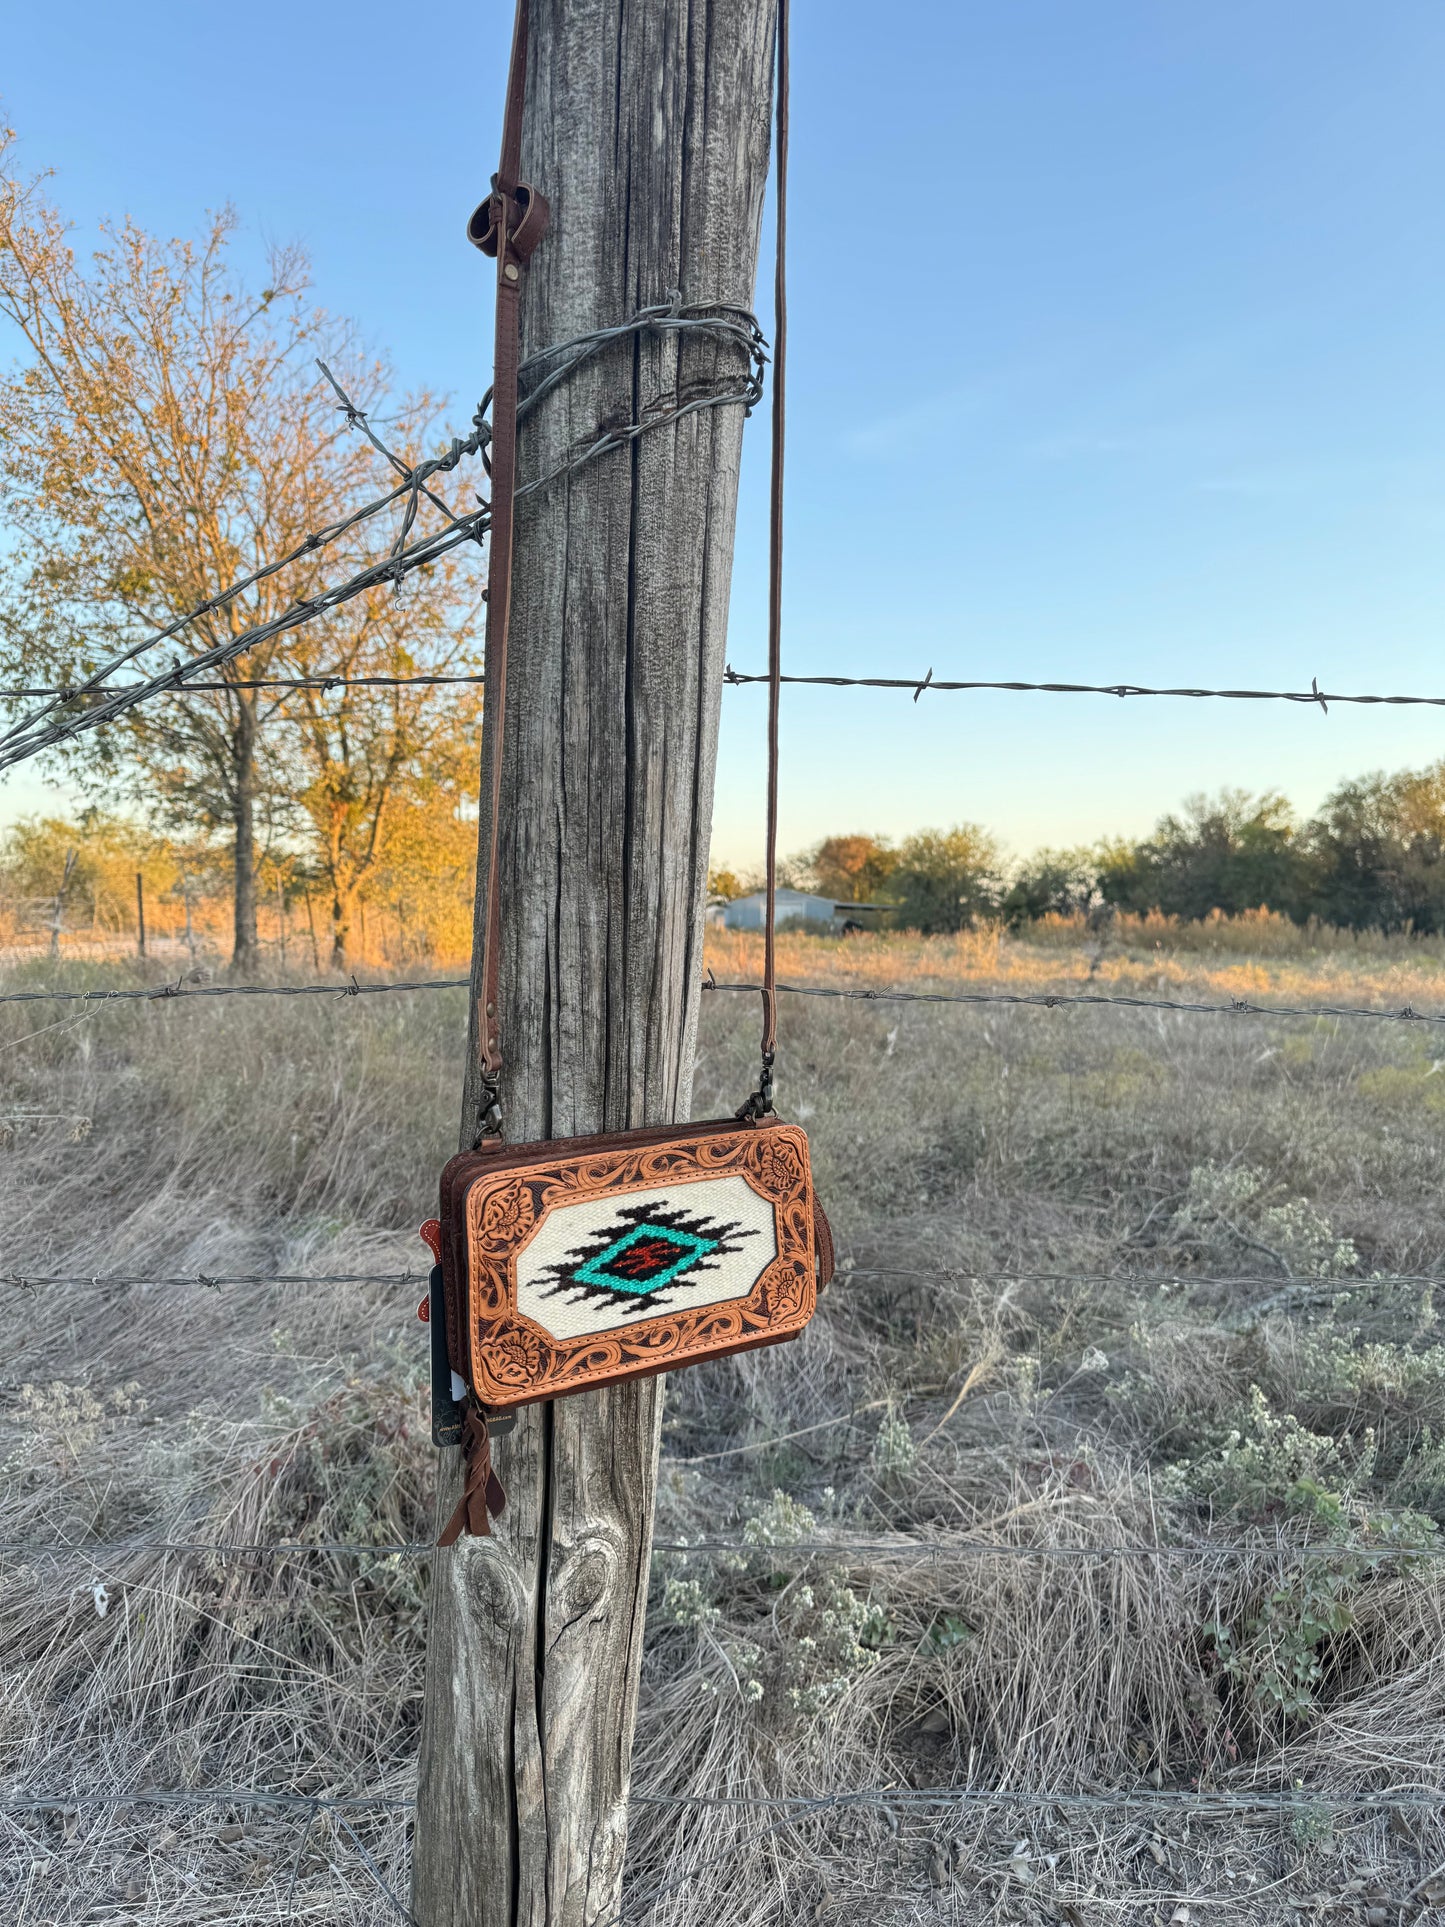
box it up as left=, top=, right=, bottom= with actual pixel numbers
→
left=537, top=1199, right=759, bottom=1318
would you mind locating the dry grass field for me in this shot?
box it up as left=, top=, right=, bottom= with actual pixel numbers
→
left=6, top=914, right=1445, bottom=1923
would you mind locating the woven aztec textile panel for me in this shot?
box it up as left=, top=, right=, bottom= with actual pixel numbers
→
left=517, top=1174, right=778, bottom=1338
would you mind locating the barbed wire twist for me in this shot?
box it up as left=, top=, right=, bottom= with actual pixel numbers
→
left=0, top=671, right=490, bottom=697
left=723, top=665, right=1445, bottom=709
left=0, top=302, right=764, bottom=775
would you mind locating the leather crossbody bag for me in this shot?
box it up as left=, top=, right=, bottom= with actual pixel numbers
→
left=426, top=0, right=826, bottom=1543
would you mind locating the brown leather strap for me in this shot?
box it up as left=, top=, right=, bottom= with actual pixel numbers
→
left=438, top=1403, right=508, bottom=1545
left=760, top=0, right=788, bottom=1073
left=472, top=0, right=786, bottom=1127
left=736, top=0, right=788, bottom=1125
left=467, top=0, right=549, bottom=1118
left=759, top=0, right=793, bottom=1071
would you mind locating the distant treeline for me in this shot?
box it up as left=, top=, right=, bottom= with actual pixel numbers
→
left=710, top=760, right=1445, bottom=936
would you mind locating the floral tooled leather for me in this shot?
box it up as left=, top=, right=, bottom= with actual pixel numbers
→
left=464, top=1124, right=818, bottom=1406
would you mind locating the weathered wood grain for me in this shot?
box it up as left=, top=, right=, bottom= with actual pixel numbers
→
left=412, top=4, right=777, bottom=1921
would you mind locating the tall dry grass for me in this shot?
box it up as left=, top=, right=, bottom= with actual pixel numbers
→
left=5, top=925, right=1445, bottom=1920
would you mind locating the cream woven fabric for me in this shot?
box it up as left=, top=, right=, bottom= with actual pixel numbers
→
left=515, top=1174, right=778, bottom=1340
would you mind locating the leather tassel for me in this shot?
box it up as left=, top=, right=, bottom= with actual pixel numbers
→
left=438, top=1405, right=508, bottom=1546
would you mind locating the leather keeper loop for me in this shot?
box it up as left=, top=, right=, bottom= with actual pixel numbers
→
left=467, top=184, right=551, bottom=264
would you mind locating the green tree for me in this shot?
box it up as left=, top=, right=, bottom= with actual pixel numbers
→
left=1001, top=847, right=1099, bottom=926
left=1303, top=762, right=1445, bottom=933
left=1098, top=790, right=1305, bottom=921
left=890, top=824, right=1001, bottom=934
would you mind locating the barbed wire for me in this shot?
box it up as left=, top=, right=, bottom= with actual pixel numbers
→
left=0, top=1541, right=430, bottom=1560
left=4, top=968, right=1443, bottom=1030
left=4, top=1532, right=1439, bottom=1564
left=655, top=1537, right=1445, bottom=1561
left=703, top=973, right=1445, bottom=1026
left=635, top=1783, right=1445, bottom=1816
left=0, top=672, right=489, bottom=697
left=0, top=517, right=489, bottom=776
left=0, top=1787, right=411, bottom=1816
left=0, top=974, right=468, bottom=1007
left=15, top=660, right=1445, bottom=706
left=2, top=1780, right=1437, bottom=1819
left=318, top=359, right=473, bottom=541
left=4, top=1261, right=1428, bottom=1299
left=0, top=301, right=764, bottom=775
left=0, top=413, right=491, bottom=770
left=842, top=1264, right=1438, bottom=1290
left=3, top=1269, right=423, bottom=1292
left=723, top=666, right=1445, bottom=710
left=0, top=446, right=487, bottom=766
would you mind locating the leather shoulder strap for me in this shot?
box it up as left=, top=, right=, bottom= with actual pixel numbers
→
left=466, top=0, right=548, bottom=1129
left=739, top=0, right=789, bottom=1123
left=470, top=0, right=789, bottom=1133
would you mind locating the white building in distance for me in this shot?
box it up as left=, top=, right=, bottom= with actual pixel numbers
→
left=712, top=889, right=885, bottom=934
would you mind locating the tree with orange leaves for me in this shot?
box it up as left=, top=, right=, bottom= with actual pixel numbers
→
left=0, top=126, right=484, bottom=968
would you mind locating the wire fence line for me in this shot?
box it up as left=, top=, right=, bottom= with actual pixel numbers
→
left=5, top=1533, right=1441, bottom=1565
left=2, top=1780, right=1439, bottom=1821
left=0, top=672, right=489, bottom=698
left=635, top=1784, right=1445, bottom=1817
left=3, top=1269, right=425, bottom=1292
left=0, top=974, right=469, bottom=1007
left=703, top=974, right=1445, bottom=1027
left=0, top=511, right=488, bottom=775
left=0, top=436, right=489, bottom=775
left=0, top=1540, right=431, bottom=1561
left=6, top=969, right=1445, bottom=1031
left=723, top=665, right=1445, bottom=710
left=0, top=427, right=487, bottom=763
left=0, top=1787, right=412, bottom=1817
left=15, top=662, right=1445, bottom=705
left=4, top=1262, right=1430, bottom=1301
left=0, top=302, right=764, bottom=776
left=842, top=1264, right=1436, bottom=1290
left=24, top=661, right=1445, bottom=708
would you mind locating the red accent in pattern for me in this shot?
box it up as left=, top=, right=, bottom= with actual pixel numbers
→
left=609, top=1237, right=681, bottom=1279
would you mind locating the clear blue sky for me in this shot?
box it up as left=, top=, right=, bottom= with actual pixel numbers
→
left=4, top=2, right=1444, bottom=870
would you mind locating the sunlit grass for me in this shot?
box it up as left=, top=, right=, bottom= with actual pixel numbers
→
left=6, top=921, right=1445, bottom=1919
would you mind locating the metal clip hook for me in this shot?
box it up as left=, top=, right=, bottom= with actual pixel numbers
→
left=476, top=1073, right=504, bottom=1142
left=734, top=1050, right=775, bottom=1123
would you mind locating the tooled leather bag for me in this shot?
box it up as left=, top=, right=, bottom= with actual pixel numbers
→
left=427, top=0, right=826, bottom=1545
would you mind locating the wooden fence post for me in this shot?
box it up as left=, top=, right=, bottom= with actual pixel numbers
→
left=49, top=849, right=76, bottom=960
left=412, top=3, right=777, bottom=1921
left=135, top=872, right=146, bottom=959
